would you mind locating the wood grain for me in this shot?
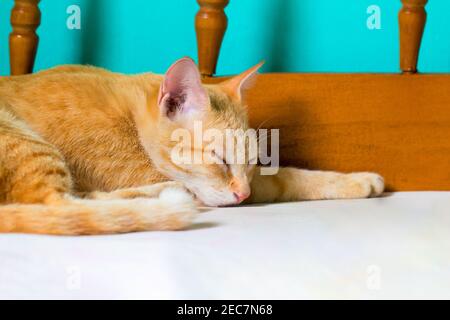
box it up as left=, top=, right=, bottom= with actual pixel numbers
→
left=208, top=73, right=450, bottom=191
left=399, top=0, right=428, bottom=73
left=9, top=0, right=41, bottom=75
left=195, top=0, right=229, bottom=77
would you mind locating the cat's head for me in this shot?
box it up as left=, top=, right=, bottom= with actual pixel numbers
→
left=150, top=57, right=263, bottom=206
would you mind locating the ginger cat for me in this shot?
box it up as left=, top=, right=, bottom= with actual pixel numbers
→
left=0, top=58, right=384, bottom=235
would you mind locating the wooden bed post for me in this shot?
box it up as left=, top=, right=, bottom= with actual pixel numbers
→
left=399, top=0, right=428, bottom=73
left=9, top=0, right=41, bottom=75
left=195, top=0, right=229, bottom=77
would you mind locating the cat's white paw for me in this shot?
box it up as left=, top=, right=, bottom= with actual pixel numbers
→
left=137, top=181, right=187, bottom=197
left=154, top=186, right=198, bottom=230
left=346, top=172, right=385, bottom=198
left=159, top=186, right=195, bottom=205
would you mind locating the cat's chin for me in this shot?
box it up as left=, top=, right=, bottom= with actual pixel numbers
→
left=181, top=184, right=240, bottom=207
left=198, top=194, right=246, bottom=207
left=190, top=195, right=233, bottom=207
left=198, top=199, right=240, bottom=208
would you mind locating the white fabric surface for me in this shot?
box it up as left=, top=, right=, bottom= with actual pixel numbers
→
left=0, top=192, right=449, bottom=300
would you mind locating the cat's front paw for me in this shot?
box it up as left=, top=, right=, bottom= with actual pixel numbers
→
left=156, top=187, right=198, bottom=230
left=130, top=181, right=188, bottom=198
left=345, top=172, right=385, bottom=198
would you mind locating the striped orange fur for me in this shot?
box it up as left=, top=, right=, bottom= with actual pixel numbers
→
left=0, top=58, right=384, bottom=235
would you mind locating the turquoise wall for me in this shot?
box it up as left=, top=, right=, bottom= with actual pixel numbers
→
left=0, top=0, right=449, bottom=76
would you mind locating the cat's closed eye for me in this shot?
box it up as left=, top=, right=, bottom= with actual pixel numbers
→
left=210, top=150, right=229, bottom=172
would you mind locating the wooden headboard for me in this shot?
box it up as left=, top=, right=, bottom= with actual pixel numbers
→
left=7, top=0, right=450, bottom=191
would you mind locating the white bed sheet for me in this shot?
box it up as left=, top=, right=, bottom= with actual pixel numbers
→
left=0, top=192, right=449, bottom=300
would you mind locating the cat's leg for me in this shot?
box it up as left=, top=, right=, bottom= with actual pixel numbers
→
left=248, top=167, right=384, bottom=203
left=0, top=109, right=72, bottom=205
left=80, top=181, right=186, bottom=200
left=0, top=110, right=196, bottom=235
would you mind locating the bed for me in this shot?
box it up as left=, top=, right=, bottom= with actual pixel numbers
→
left=3, top=0, right=450, bottom=299
left=1, top=192, right=449, bottom=299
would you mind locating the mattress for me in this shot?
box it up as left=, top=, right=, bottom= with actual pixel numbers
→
left=0, top=192, right=449, bottom=300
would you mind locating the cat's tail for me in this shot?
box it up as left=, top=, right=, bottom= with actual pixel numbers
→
left=0, top=188, right=197, bottom=235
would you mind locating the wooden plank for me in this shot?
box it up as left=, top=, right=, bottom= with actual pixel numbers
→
left=210, top=73, right=450, bottom=191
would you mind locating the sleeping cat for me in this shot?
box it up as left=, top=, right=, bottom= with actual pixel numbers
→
left=0, top=57, right=384, bottom=235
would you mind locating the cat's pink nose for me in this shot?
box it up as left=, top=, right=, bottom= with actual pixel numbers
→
left=233, top=191, right=250, bottom=203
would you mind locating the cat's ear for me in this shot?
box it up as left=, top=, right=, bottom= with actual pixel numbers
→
left=158, top=57, right=209, bottom=122
left=220, top=61, right=264, bottom=102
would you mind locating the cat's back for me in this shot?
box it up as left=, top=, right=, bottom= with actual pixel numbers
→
left=0, top=65, right=115, bottom=107
left=0, top=65, right=162, bottom=122
left=1, top=65, right=151, bottom=102
left=0, top=65, right=118, bottom=89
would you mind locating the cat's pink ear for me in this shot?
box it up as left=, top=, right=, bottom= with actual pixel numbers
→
left=220, top=61, right=264, bottom=102
left=158, top=57, right=209, bottom=122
